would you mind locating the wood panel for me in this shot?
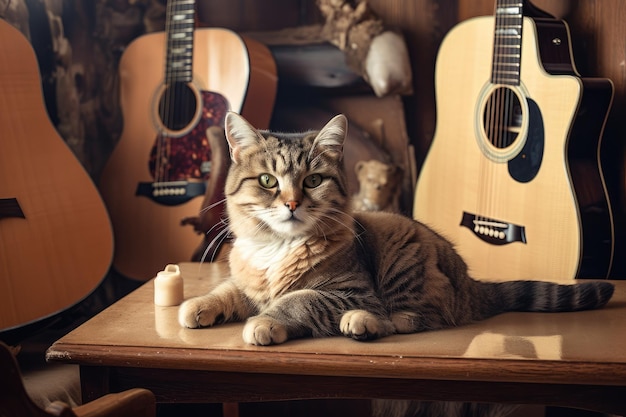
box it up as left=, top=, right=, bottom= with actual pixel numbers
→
left=365, top=0, right=459, bottom=168
left=197, top=0, right=320, bottom=31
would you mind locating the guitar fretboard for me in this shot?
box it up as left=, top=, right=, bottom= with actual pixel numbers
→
left=492, top=0, right=523, bottom=85
left=165, top=0, right=195, bottom=83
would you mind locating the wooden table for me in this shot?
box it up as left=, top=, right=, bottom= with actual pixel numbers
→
left=46, top=263, right=626, bottom=415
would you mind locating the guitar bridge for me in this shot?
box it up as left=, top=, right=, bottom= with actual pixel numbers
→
left=460, top=211, right=526, bottom=245
left=136, top=181, right=206, bottom=206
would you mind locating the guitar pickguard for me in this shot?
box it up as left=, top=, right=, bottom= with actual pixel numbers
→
left=508, top=97, right=544, bottom=183
left=137, top=90, right=229, bottom=205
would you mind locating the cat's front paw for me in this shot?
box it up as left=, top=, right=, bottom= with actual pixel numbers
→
left=242, top=316, right=288, bottom=345
left=340, top=310, right=383, bottom=341
left=178, top=296, right=223, bottom=328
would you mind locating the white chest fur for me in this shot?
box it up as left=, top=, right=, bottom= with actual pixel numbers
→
left=233, top=236, right=307, bottom=279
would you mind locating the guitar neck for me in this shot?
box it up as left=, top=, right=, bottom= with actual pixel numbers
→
left=492, top=0, right=523, bottom=85
left=165, top=0, right=196, bottom=83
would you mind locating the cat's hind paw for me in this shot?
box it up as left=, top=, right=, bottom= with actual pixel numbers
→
left=340, top=310, right=383, bottom=341
left=178, top=296, right=223, bottom=328
left=243, top=316, right=288, bottom=345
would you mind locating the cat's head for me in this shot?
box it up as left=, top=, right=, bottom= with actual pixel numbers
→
left=224, top=112, right=352, bottom=240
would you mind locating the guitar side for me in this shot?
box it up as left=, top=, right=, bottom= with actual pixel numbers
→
left=413, top=16, right=614, bottom=281
left=99, top=28, right=276, bottom=281
left=0, top=20, right=113, bottom=330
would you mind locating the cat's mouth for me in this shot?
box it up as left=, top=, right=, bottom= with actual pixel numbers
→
left=269, top=211, right=310, bottom=237
left=286, top=213, right=301, bottom=222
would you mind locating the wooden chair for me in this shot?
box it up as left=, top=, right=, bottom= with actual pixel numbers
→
left=0, top=341, right=156, bottom=417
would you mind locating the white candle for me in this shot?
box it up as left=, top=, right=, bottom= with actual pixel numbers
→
left=154, top=264, right=184, bottom=306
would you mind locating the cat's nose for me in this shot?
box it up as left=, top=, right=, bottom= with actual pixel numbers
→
left=285, top=201, right=299, bottom=212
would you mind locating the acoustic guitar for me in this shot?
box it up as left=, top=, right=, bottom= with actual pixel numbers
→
left=0, top=19, right=113, bottom=331
left=413, top=0, right=614, bottom=281
left=99, top=0, right=277, bottom=280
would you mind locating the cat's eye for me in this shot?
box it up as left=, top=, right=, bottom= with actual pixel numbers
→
left=258, top=173, right=278, bottom=188
left=303, top=174, right=323, bottom=188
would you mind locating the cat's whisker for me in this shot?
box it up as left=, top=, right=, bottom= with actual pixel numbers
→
left=198, top=198, right=227, bottom=215
left=199, top=219, right=232, bottom=264
left=200, top=225, right=233, bottom=264
left=318, top=208, right=359, bottom=237
left=203, top=217, right=229, bottom=236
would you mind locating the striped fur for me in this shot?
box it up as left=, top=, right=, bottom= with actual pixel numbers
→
left=178, top=112, right=615, bottom=346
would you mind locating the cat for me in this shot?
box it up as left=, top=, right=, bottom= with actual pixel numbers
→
left=178, top=111, right=615, bottom=347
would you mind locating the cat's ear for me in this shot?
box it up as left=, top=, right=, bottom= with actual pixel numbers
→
left=224, top=111, right=264, bottom=163
left=310, top=114, right=347, bottom=161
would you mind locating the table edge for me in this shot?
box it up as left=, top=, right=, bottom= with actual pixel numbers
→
left=46, top=341, right=626, bottom=387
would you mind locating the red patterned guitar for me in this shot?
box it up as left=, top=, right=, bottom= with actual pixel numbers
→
left=99, top=1, right=277, bottom=280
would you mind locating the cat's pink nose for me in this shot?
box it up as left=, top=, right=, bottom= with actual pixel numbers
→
left=285, top=201, right=299, bottom=212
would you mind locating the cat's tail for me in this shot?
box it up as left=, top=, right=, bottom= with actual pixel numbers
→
left=475, top=280, right=615, bottom=318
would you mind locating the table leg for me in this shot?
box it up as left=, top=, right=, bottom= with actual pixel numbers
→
left=80, top=365, right=111, bottom=403
left=222, top=402, right=240, bottom=417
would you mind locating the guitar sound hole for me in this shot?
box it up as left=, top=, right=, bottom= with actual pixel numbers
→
left=482, top=86, right=523, bottom=149
left=158, top=82, right=197, bottom=131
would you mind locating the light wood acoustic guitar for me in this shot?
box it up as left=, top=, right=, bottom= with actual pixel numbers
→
left=0, top=19, right=114, bottom=331
left=413, top=0, right=615, bottom=281
left=99, top=1, right=277, bottom=280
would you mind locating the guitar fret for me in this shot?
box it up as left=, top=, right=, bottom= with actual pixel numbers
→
left=170, top=60, right=191, bottom=68
left=494, top=49, right=521, bottom=55
left=172, top=14, right=193, bottom=21
left=494, top=50, right=520, bottom=56
left=496, top=8, right=521, bottom=14
left=492, top=77, right=519, bottom=84
left=170, top=46, right=190, bottom=54
left=491, top=0, right=523, bottom=84
left=172, top=19, right=193, bottom=24
left=165, top=0, right=196, bottom=83
left=171, top=32, right=190, bottom=40
left=493, top=65, right=521, bottom=70
left=495, top=28, right=521, bottom=34
left=494, top=78, right=517, bottom=85
left=493, top=60, right=520, bottom=65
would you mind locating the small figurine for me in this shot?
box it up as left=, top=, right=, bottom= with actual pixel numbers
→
left=352, top=159, right=403, bottom=212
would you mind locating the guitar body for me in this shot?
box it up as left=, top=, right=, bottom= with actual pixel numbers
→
left=99, top=28, right=276, bottom=280
left=0, top=20, right=113, bottom=330
left=414, top=14, right=614, bottom=281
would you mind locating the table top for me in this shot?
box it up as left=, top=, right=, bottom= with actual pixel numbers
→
left=47, top=262, right=626, bottom=387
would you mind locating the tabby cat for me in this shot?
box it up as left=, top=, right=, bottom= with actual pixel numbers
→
left=178, top=112, right=614, bottom=347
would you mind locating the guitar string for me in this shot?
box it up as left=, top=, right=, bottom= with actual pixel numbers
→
left=481, top=2, right=503, bottom=235
left=490, top=2, right=511, bottom=235
left=161, top=0, right=196, bottom=185
left=156, top=0, right=174, bottom=186
left=495, top=0, right=521, bottom=242
left=481, top=0, right=520, bottom=240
